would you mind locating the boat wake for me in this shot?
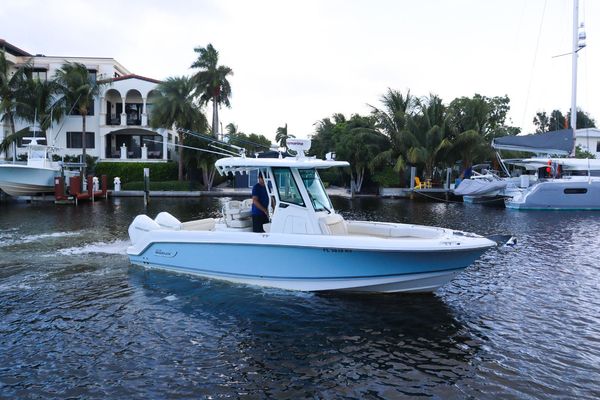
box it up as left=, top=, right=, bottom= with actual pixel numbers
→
left=0, top=231, right=81, bottom=247
left=58, top=239, right=131, bottom=256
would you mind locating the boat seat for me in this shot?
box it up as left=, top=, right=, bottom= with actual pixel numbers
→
left=242, top=198, right=254, bottom=208
left=263, top=223, right=271, bottom=233
left=182, top=218, right=216, bottom=231
left=319, top=214, right=348, bottom=235
left=223, top=200, right=252, bottom=228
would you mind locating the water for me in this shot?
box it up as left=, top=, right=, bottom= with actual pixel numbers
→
left=1, top=196, right=600, bottom=399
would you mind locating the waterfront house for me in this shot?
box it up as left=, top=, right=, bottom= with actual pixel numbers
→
left=0, top=39, right=173, bottom=163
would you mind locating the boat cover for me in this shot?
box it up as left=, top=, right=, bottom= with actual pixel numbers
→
left=491, top=129, right=573, bottom=155
left=454, top=178, right=508, bottom=196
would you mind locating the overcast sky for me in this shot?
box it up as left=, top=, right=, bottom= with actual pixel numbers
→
left=2, top=0, right=599, bottom=142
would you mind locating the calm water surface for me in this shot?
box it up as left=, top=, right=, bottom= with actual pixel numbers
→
left=1, top=196, right=599, bottom=399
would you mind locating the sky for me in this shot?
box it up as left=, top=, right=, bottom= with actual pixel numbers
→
left=2, top=0, right=600, bottom=142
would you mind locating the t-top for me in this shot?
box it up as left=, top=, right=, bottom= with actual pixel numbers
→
left=252, top=183, right=269, bottom=216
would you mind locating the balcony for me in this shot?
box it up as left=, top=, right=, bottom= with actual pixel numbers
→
left=106, top=115, right=120, bottom=126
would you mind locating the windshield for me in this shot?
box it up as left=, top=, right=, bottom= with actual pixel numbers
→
left=299, top=169, right=332, bottom=212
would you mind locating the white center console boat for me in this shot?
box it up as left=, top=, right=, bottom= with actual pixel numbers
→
left=127, top=140, right=495, bottom=293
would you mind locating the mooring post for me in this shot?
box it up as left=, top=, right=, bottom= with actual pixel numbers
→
left=143, top=168, right=150, bottom=206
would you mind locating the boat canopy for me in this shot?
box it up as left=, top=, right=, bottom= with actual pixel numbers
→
left=506, top=157, right=600, bottom=170
left=491, top=129, right=573, bottom=155
left=215, top=156, right=349, bottom=176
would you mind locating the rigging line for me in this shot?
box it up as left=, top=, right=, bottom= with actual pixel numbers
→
left=521, top=0, right=548, bottom=131
left=178, top=128, right=243, bottom=150
left=145, top=139, right=232, bottom=157
left=52, top=93, right=83, bottom=145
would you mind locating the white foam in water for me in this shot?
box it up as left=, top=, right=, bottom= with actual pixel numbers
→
left=164, top=295, right=177, bottom=301
left=0, top=231, right=81, bottom=247
left=58, top=239, right=131, bottom=256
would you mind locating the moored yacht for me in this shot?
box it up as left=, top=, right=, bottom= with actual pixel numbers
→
left=127, top=140, right=496, bottom=293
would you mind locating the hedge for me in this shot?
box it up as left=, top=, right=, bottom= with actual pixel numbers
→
left=95, top=162, right=178, bottom=184
left=123, top=180, right=203, bottom=191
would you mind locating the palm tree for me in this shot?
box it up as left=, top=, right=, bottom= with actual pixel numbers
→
left=15, top=76, right=62, bottom=144
left=150, top=76, right=205, bottom=181
left=0, top=49, right=29, bottom=159
left=369, top=89, right=416, bottom=180
left=54, top=62, right=104, bottom=178
left=405, top=94, right=449, bottom=179
left=275, top=123, right=295, bottom=148
left=191, top=44, right=233, bottom=137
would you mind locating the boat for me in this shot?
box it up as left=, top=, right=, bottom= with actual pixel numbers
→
left=491, top=129, right=600, bottom=210
left=127, top=139, right=496, bottom=293
left=486, top=0, right=600, bottom=211
left=453, top=164, right=528, bottom=205
left=501, top=157, right=600, bottom=210
left=0, top=137, right=62, bottom=196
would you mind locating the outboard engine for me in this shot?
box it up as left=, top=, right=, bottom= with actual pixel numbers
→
left=128, top=215, right=161, bottom=245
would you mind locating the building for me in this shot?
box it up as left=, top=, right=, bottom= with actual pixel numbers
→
left=575, top=128, right=600, bottom=158
left=0, top=39, right=172, bottom=163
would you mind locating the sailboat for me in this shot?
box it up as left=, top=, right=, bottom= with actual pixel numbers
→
left=491, top=0, right=600, bottom=210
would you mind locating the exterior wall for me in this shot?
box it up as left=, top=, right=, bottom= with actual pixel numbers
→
left=2, top=45, right=174, bottom=162
left=575, top=128, right=600, bottom=158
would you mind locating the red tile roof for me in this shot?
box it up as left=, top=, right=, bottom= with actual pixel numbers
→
left=0, top=39, right=32, bottom=57
left=106, top=74, right=161, bottom=84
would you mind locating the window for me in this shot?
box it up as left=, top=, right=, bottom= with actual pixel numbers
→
left=299, top=169, right=332, bottom=212
left=66, top=132, right=95, bottom=149
left=272, top=167, right=305, bottom=206
left=596, top=142, right=600, bottom=152
left=32, top=68, right=47, bottom=81
left=564, top=188, right=587, bottom=194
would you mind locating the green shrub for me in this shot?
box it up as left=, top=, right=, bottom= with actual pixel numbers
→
left=95, top=162, right=178, bottom=184
left=371, top=166, right=402, bottom=188
left=122, top=180, right=202, bottom=191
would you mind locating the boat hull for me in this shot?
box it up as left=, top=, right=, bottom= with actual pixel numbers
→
left=128, top=240, right=491, bottom=293
left=0, top=164, right=58, bottom=196
left=506, top=178, right=600, bottom=210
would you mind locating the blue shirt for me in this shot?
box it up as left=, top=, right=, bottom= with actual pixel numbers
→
left=252, top=183, right=269, bottom=216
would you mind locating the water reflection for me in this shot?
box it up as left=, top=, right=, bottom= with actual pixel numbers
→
left=129, top=267, right=478, bottom=398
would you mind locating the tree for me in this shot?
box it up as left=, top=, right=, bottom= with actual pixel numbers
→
left=0, top=50, right=29, bottom=159
left=406, top=94, right=449, bottom=179
left=533, top=111, right=550, bottom=133
left=533, top=108, right=596, bottom=133
left=54, top=62, right=105, bottom=178
left=567, top=109, right=596, bottom=129
left=275, top=123, right=295, bottom=148
left=150, top=76, right=205, bottom=181
left=225, top=123, right=272, bottom=156
left=446, top=94, right=518, bottom=142
left=15, top=76, right=62, bottom=143
left=370, top=89, right=416, bottom=175
left=191, top=44, right=233, bottom=137
left=325, top=114, right=386, bottom=194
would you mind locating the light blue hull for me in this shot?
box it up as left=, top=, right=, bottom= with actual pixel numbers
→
left=129, top=242, right=488, bottom=292
left=506, top=179, right=600, bottom=210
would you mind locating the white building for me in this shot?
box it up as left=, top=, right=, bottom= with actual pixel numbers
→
left=1, top=39, right=172, bottom=162
left=575, top=128, right=600, bottom=158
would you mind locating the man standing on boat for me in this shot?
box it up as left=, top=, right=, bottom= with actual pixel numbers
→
left=251, top=172, right=270, bottom=233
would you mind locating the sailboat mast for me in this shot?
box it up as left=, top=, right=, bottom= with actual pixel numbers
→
left=570, top=0, right=579, bottom=155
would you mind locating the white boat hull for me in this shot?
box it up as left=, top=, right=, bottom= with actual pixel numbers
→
left=128, top=218, right=495, bottom=293
left=0, top=164, right=59, bottom=196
